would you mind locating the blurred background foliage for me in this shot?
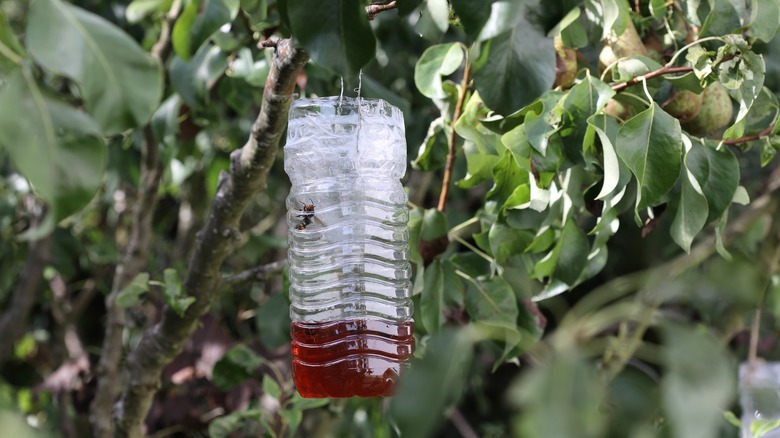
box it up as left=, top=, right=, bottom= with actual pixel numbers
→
left=1, top=0, right=780, bottom=437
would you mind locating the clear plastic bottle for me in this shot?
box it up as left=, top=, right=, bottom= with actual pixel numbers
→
left=284, top=97, right=414, bottom=398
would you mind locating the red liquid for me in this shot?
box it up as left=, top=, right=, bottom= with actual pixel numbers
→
left=291, top=319, right=415, bottom=398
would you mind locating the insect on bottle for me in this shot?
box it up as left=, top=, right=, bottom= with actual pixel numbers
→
left=284, top=96, right=414, bottom=398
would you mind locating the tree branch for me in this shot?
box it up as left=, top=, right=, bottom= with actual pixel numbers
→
left=366, top=1, right=397, bottom=20
left=90, top=3, right=177, bottom=432
left=611, top=66, right=693, bottom=93
left=219, top=259, right=287, bottom=295
left=90, top=125, right=164, bottom=438
left=113, top=39, right=309, bottom=437
left=0, top=227, right=51, bottom=365
left=438, top=61, right=470, bottom=212
left=721, top=124, right=775, bottom=145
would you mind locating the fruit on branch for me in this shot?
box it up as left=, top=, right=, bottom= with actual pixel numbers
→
left=599, top=18, right=648, bottom=73
left=554, top=36, right=578, bottom=88
left=608, top=18, right=649, bottom=60
left=680, top=82, right=733, bottom=136
left=663, top=90, right=703, bottom=123
left=604, top=98, right=636, bottom=121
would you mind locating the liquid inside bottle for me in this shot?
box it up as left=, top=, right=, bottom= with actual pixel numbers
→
left=284, top=97, right=414, bottom=398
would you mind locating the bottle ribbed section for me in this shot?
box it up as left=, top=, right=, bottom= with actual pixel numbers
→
left=284, top=97, right=414, bottom=398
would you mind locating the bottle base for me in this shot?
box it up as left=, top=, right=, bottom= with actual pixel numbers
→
left=291, top=319, right=414, bottom=398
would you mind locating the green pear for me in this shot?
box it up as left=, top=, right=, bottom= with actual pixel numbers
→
left=554, top=36, right=578, bottom=88
left=681, top=82, right=733, bottom=136
left=663, top=90, right=703, bottom=123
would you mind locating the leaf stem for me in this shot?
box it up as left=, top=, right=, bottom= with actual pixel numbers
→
left=611, top=66, right=693, bottom=93
left=438, top=56, right=471, bottom=212
left=665, top=36, right=723, bottom=67
left=721, top=124, right=776, bottom=145
left=0, top=42, right=22, bottom=65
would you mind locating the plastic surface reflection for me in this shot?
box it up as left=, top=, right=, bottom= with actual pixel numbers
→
left=284, top=97, right=414, bottom=398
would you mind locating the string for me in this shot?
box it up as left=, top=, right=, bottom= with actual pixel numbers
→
left=355, top=69, right=363, bottom=100
left=338, top=76, right=344, bottom=110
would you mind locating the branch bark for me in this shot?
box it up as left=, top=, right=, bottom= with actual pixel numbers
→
left=611, top=66, right=693, bottom=93
left=0, top=227, right=51, bottom=365
left=366, top=1, right=397, bottom=20
left=219, top=259, right=287, bottom=295
left=90, top=126, right=164, bottom=438
left=112, top=39, right=309, bottom=437
left=438, top=61, right=470, bottom=212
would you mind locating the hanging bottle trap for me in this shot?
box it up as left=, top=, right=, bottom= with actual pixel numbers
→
left=284, top=95, right=414, bottom=398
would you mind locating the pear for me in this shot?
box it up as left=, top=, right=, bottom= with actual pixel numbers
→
left=554, top=36, right=578, bottom=88
left=681, top=82, right=733, bottom=136
left=663, top=90, right=703, bottom=123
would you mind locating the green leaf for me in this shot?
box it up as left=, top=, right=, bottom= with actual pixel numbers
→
left=172, top=0, right=200, bottom=59
left=489, top=221, right=534, bottom=263
left=524, top=91, right=564, bottom=156
left=163, top=268, right=195, bottom=317
left=208, top=409, right=264, bottom=438
left=472, top=18, right=555, bottom=115
left=454, top=92, right=503, bottom=154
left=390, top=329, right=474, bottom=437
left=415, top=0, right=449, bottom=41
left=534, top=220, right=589, bottom=288
left=722, top=411, right=742, bottom=429
left=600, top=0, right=630, bottom=40
left=0, top=11, right=25, bottom=73
left=396, top=0, right=420, bottom=16
left=26, top=0, right=163, bottom=135
left=472, top=0, right=526, bottom=42
left=661, top=322, right=735, bottom=438
left=488, top=151, right=529, bottom=210
left=671, top=138, right=709, bottom=252
left=685, top=140, right=739, bottom=223
left=286, top=0, right=376, bottom=76
left=616, top=103, right=682, bottom=218
left=753, top=418, right=780, bottom=437
left=212, top=344, right=264, bottom=390
left=699, top=0, right=745, bottom=37
left=0, top=68, right=107, bottom=236
left=262, top=375, right=282, bottom=399
left=255, top=293, right=291, bottom=350
left=450, top=0, right=493, bottom=41
left=511, top=350, right=606, bottom=438
left=126, top=0, right=172, bottom=23
left=409, top=208, right=424, bottom=265
left=749, top=0, right=780, bottom=42
left=414, top=43, right=465, bottom=99
left=172, top=0, right=239, bottom=60
left=459, top=141, right=502, bottom=188
left=228, top=47, right=270, bottom=86
left=170, top=44, right=229, bottom=110
left=420, top=259, right=445, bottom=333
left=115, top=272, right=150, bottom=308
left=588, top=114, right=630, bottom=200
left=561, top=75, right=615, bottom=162
left=288, top=393, right=329, bottom=410
left=151, top=94, right=182, bottom=161
left=421, top=208, right=448, bottom=241
left=464, top=275, right=518, bottom=324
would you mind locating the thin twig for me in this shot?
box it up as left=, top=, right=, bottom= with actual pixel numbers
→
left=219, top=259, right=287, bottom=294
left=721, top=124, right=775, bottom=145
left=90, top=124, right=164, bottom=438
left=366, top=1, right=397, bottom=20
left=449, top=407, right=479, bottom=438
left=611, top=66, right=693, bottom=93
left=0, top=224, right=51, bottom=365
left=438, top=60, right=470, bottom=212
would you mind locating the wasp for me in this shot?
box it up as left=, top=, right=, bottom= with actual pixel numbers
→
left=294, top=199, right=326, bottom=230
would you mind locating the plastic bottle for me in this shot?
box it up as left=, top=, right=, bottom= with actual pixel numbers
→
left=284, top=96, right=414, bottom=398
